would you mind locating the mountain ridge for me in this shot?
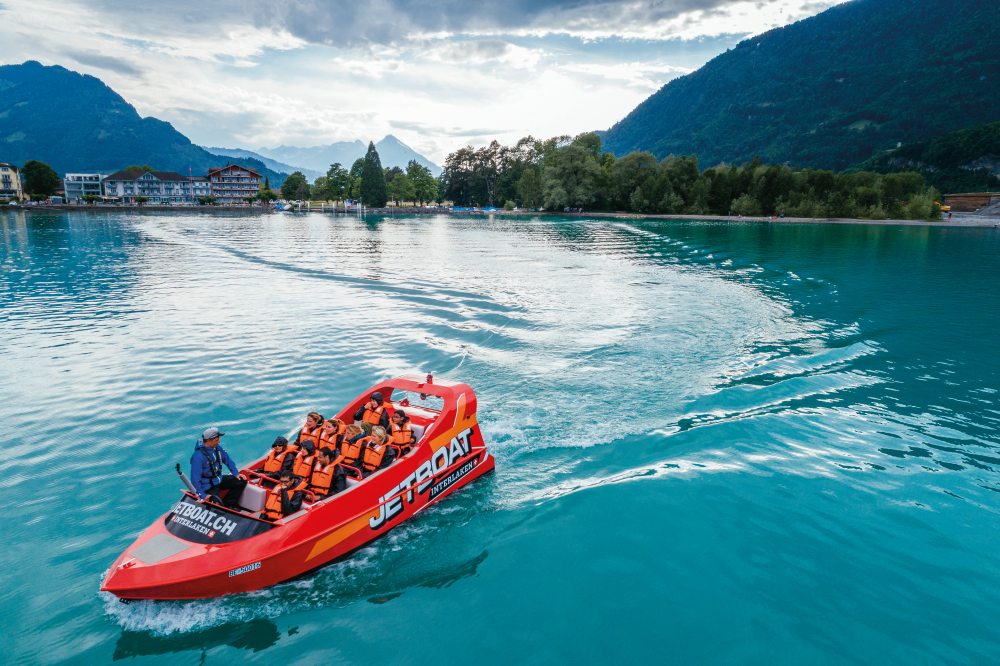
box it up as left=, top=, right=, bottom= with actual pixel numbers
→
left=254, top=135, right=441, bottom=176
left=0, top=61, right=287, bottom=185
left=602, top=0, right=1000, bottom=171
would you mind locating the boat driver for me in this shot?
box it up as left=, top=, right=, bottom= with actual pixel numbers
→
left=190, top=426, right=247, bottom=509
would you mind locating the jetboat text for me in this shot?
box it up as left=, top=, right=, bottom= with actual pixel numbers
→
left=170, top=500, right=238, bottom=537
left=369, top=427, right=475, bottom=529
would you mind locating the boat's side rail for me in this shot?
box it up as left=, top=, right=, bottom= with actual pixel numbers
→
left=278, top=446, right=488, bottom=529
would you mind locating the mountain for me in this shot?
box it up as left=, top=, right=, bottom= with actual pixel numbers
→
left=257, top=140, right=366, bottom=175
left=256, top=135, right=441, bottom=176
left=601, top=0, right=1000, bottom=171
left=373, top=135, right=442, bottom=176
left=203, top=146, right=308, bottom=180
left=0, top=61, right=286, bottom=185
left=854, top=121, right=1000, bottom=193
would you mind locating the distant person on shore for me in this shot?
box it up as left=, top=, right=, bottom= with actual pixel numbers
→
left=354, top=391, right=389, bottom=433
left=190, top=427, right=246, bottom=508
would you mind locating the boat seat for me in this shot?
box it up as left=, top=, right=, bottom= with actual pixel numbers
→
left=410, top=423, right=426, bottom=443
left=239, top=483, right=267, bottom=512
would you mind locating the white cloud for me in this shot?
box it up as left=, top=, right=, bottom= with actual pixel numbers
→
left=0, top=0, right=848, bottom=164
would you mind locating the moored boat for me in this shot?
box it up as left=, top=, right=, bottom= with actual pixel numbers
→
left=101, top=375, right=494, bottom=600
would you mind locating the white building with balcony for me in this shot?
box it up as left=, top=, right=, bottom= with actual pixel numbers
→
left=103, top=169, right=197, bottom=204
left=64, top=173, right=104, bottom=202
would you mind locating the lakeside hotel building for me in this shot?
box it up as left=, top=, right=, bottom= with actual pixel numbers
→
left=99, top=165, right=257, bottom=204
left=207, top=165, right=262, bottom=203
left=1, top=162, right=24, bottom=200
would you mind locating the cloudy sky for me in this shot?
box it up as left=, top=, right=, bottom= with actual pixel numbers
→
left=0, top=0, right=845, bottom=163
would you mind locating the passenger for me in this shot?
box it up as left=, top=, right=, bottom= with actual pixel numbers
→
left=339, top=423, right=368, bottom=467
left=262, top=470, right=305, bottom=521
left=190, top=426, right=246, bottom=509
left=360, top=426, right=396, bottom=477
left=291, top=440, right=317, bottom=481
left=254, top=436, right=296, bottom=480
left=309, top=447, right=346, bottom=498
left=317, top=418, right=346, bottom=451
left=293, top=411, right=324, bottom=448
left=389, top=409, right=416, bottom=454
left=354, top=392, right=389, bottom=433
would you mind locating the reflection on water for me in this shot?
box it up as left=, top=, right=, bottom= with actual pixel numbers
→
left=3, top=210, right=1000, bottom=663
left=113, top=618, right=281, bottom=660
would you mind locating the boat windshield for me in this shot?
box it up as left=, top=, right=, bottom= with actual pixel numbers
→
left=164, top=494, right=274, bottom=544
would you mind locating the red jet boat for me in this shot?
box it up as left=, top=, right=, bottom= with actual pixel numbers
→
left=102, top=375, right=494, bottom=600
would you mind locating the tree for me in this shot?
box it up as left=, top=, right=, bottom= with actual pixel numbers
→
left=516, top=167, right=543, bottom=208
left=541, top=143, right=601, bottom=209
left=281, top=171, right=310, bottom=200
left=21, top=160, right=61, bottom=197
left=386, top=172, right=415, bottom=206
left=406, top=161, right=438, bottom=205
left=360, top=142, right=387, bottom=207
left=124, top=164, right=155, bottom=173
left=324, top=162, right=351, bottom=202
left=349, top=158, right=365, bottom=200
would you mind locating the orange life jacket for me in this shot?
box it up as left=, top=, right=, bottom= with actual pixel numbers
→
left=362, top=441, right=389, bottom=472
left=309, top=462, right=337, bottom=495
left=341, top=435, right=369, bottom=465
left=263, top=448, right=293, bottom=473
left=292, top=450, right=316, bottom=479
left=299, top=424, right=322, bottom=447
left=362, top=404, right=385, bottom=425
left=263, top=480, right=305, bottom=520
left=317, top=427, right=342, bottom=451
left=390, top=422, right=414, bottom=451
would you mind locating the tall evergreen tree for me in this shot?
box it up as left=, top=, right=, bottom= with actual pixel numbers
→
left=360, top=142, right=387, bottom=207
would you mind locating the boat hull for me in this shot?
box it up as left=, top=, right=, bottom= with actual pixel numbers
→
left=102, top=376, right=494, bottom=600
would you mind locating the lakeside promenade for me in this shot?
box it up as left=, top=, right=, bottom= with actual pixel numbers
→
left=6, top=203, right=999, bottom=228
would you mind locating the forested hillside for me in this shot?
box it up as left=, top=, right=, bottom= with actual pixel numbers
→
left=602, top=0, right=1000, bottom=170
left=856, top=121, right=1000, bottom=193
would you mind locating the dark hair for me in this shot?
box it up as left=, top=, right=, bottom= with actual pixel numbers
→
left=319, top=447, right=335, bottom=460
left=272, top=436, right=288, bottom=448
left=394, top=409, right=407, bottom=419
left=279, top=470, right=293, bottom=480
left=371, top=391, right=383, bottom=402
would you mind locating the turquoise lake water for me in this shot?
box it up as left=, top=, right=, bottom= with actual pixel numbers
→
left=2, top=210, right=1000, bottom=664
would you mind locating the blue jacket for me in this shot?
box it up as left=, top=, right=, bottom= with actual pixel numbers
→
left=190, top=443, right=239, bottom=498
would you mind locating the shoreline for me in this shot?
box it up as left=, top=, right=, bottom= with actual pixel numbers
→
left=6, top=204, right=999, bottom=228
